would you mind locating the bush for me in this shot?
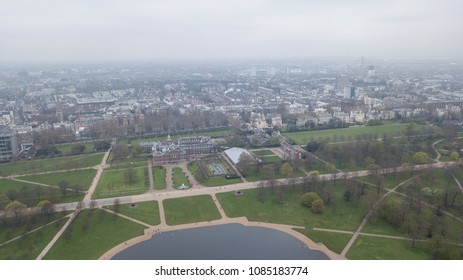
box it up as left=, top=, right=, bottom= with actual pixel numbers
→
left=311, top=199, right=325, bottom=213
left=299, top=192, right=320, bottom=208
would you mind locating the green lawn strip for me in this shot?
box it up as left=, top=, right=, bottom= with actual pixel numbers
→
left=217, top=185, right=366, bottom=231
left=44, top=209, right=146, bottom=260
left=0, top=153, right=104, bottom=176
left=0, top=212, right=70, bottom=244
left=188, top=161, right=242, bottom=187
left=172, top=167, right=190, bottom=188
left=152, top=166, right=167, bottom=190
left=55, top=143, right=95, bottom=155
left=105, top=201, right=160, bottom=226
left=261, top=156, right=283, bottom=163
left=294, top=229, right=352, bottom=254
left=0, top=218, right=68, bottom=260
left=252, top=150, right=276, bottom=156
left=163, top=195, right=221, bottom=225
left=0, top=178, right=46, bottom=193
left=284, top=123, right=425, bottom=145
left=19, top=169, right=97, bottom=191
left=346, top=236, right=433, bottom=260
left=92, top=167, right=148, bottom=199
left=108, top=157, right=147, bottom=169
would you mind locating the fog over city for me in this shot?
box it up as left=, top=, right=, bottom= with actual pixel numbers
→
left=1, top=0, right=462, bottom=62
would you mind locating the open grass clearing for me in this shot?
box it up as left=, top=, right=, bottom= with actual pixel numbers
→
left=0, top=153, right=104, bottom=176
left=106, top=201, right=160, bottom=226
left=295, top=229, right=352, bottom=254
left=346, top=236, right=433, bottom=260
left=44, top=209, right=146, bottom=260
left=20, top=169, right=97, bottom=191
left=152, top=166, right=167, bottom=190
left=172, top=167, right=190, bottom=188
left=93, top=167, right=148, bottom=199
left=163, top=195, right=221, bottom=225
left=0, top=218, right=67, bottom=260
left=217, top=184, right=369, bottom=231
left=252, top=150, right=276, bottom=156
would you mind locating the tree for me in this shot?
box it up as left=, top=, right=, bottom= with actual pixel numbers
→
left=70, top=144, right=86, bottom=155
left=89, top=200, right=98, bottom=209
left=37, top=200, right=53, bottom=217
left=0, top=194, right=11, bottom=210
left=450, top=151, right=460, bottom=162
left=236, top=152, right=254, bottom=176
left=279, top=162, right=293, bottom=178
left=94, top=141, right=111, bottom=151
left=311, top=199, right=325, bottom=213
left=112, top=143, right=130, bottom=160
left=113, top=199, right=121, bottom=218
left=5, top=200, right=27, bottom=223
left=275, top=187, right=286, bottom=204
left=260, top=165, right=275, bottom=180
left=412, top=151, right=429, bottom=164
left=300, top=192, right=320, bottom=208
left=58, top=181, right=70, bottom=196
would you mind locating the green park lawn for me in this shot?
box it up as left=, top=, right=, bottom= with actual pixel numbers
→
left=261, top=155, right=282, bottom=163
left=0, top=153, right=104, bottom=176
left=20, top=169, right=97, bottom=191
left=0, top=218, right=68, bottom=260
left=108, top=157, right=147, bottom=170
left=44, top=209, right=146, bottom=260
left=55, top=143, right=95, bottom=155
left=295, top=229, right=352, bottom=254
left=284, top=123, right=426, bottom=145
left=93, top=167, right=148, bottom=199
left=106, top=201, right=160, bottom=226
left=163, top=195, right=221, bottom=225
left=0, top=212, right=70, bottom=244
left=346, top=236, right=433, bottom=260
left=252, top=150, right=276, bottom=156
left=0, top=178, right=45, bottom=193
left=188, top=162, right=242, bottom=187
left=217, top=185, right=367, bottom=231
left=172, top=167, right=190, bottom=188
left=152, top=166, right=167, bottom=190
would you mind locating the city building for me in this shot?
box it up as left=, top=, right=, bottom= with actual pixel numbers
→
left=151, top=136, right=217, bottom=164
left=0, top=125, right=19, bottom=161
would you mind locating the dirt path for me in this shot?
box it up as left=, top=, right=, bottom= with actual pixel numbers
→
left=83, top=149, right=110, bottom=202
left=340, top=174, right=422, bottom=257
left=36, top=212, right=77, bottom=260
left=178, top=162, right=201, bottom=189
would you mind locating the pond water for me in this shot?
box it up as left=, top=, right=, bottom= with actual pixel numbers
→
left=112, top=223, right=329, bottom=260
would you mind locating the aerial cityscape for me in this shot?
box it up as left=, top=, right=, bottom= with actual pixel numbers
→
left=0, top=0, right=462, bottom=262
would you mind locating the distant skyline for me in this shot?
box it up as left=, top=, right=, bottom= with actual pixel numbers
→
left=1, top=0, right=462, bottom=62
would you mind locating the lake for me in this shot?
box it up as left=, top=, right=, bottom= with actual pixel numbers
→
left=112, top=223, right=329, bottom=260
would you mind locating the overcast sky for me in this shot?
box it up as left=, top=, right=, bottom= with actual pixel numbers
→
left=1, top=0, right=462, bottom=62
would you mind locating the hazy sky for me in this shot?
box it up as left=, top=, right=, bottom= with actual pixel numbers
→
left=1, top=0, right=462, bottom=62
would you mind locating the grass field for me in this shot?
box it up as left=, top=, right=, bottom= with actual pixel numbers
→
left=188, top=161, right=242, bottom=187
left=44, top=209, right=146, bottom=260
left=284, top=123, right=427, bottom=145
left=108, top=157, right=147, bottom=170
left=0, top=153, right=104, bottom=176
left=261, top=155, right=282, bottom=163
left=346, top=236, right=432, bottom=260
left=252, top=150, right=276, bottom=156
left=0, top=178, right=46, bottom=193
left=163, top=195, right=221, bottom=225
left=295, top=229, right=352, bottom=254
left=106, top=201, right=160, bottom=226
left=20, top=169, right=97, bottom=191
left=93, top=167, right=148, bottom=199
left=0, top=218, right=67, bottom=260
left=217, top=184, right=368, bottom=231
left=55, top=143, right=95, bottom=155
left=172, top=167, right=190, bottom=188
left=152, top=166, right=167, bottom=190
left=0, top=212, right=69, bottom=244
